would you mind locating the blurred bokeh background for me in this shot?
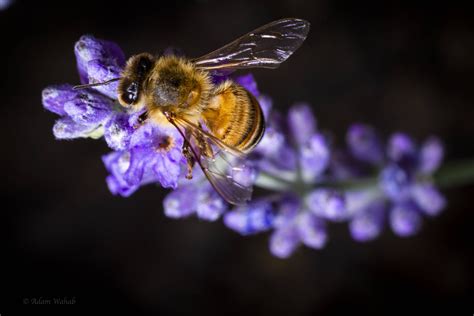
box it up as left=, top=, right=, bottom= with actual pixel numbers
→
left=1, top=0, right=473, bottom=314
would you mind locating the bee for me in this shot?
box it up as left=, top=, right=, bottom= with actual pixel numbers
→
left=74, top=18, right=310, bottom=205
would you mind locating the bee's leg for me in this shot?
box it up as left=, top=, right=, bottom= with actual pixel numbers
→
left=197, top=123, right=214, bottom=158
left=133, top=111, right=149, bottom=129
left=182, top=143, right=195, bottom=180
left=182, top=130, right=195, bottom=179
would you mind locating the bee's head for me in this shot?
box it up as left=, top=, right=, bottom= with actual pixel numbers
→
left=117, top=53, right=155, bottom=108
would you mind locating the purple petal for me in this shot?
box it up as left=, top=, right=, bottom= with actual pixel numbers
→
left=163, top=185, right=198, bottom=218
left=102, top=151, right=139, bottom=197
left=269, top=226, right=300, bottom=259
left=105, top=175, right=139, bottom=197
left=151, top=147, right=183, bottom=189
left=272, top=194, right=301, bottom=229
left=123, top=146, right=150, bottom=186
left=387, top=133, right=417, bottom=165
left=419, top=137, right=444, bottom=173
left=277, top=146, right=299, bottom=171
left=235, top=74, right=260, bottom=97
left=84, top=59, right=122, bottom=99
left=254, top=126, right=285, bottom=157
left=63, top=90, right=113, bottom=125
left=299, top=133, right=330, bottom=182
left=389, top=203, right=422, bottom=237
left=124, top=123, right=184, bottom=189
left=74, top=35, right=125, bottom=99
left=53, top=117, right=100, bottom=139
left=256, top=145, right=298, bottom=174
left=379, top=164, right=412, bottom=202
left=297, top=212, right=327, bottom=249
left=130, top=123, right=183, bottom=149
left=306, top=189, right=347, bottom=221
left=349, top=199, right=385, bottom=242
left=42, top=84, right=77, bottom=116
left=258, top=95, right=273, bottom=121
left=104, top=113, right=134, bottom=151
left=121, top=145, right=180, bottom=190
left=287, top=103, right=317, bottom=146
left=74, top=35, right=125, bottom=80
left=411, top=183, right=446, bottom=216
left=195, top=185, right=227, bottom=221
left=347, top=123, right=383, bottom=164
left=224, top=200, right=274, bottom=235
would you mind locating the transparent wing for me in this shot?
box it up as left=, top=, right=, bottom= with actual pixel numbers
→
left=200, top=149, right=253, bottom=206
left=172, top=117, right=253, bottom=205
left=192, top=18, right=310, bottom=72
left=174, top=117, right=245, bottom=158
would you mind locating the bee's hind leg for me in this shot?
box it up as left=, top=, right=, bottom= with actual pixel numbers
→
left=182, top=142, right=195, bottom=179
left=182, top=129, right=195, bottom=179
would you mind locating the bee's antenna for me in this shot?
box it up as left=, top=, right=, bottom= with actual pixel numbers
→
left=73, top=78, right=121, bottom=90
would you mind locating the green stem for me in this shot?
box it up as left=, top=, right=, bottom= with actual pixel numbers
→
left=255, top=159, right=474, bottom=194
left=314, top=177, right=378, bottom=191
left=255, top=172, right=294, bottom=191
left=434, top=159, right=474, bottom=188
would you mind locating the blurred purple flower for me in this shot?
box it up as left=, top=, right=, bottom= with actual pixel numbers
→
left=339, top=126, right=446, bottom=241
left=347, top=124, right=383, bottom=164
left=225, top=103, right=336, bottom=258
left=164, top=177, right=228, bottom=221
left=0, top=0, right=13, bottom=11
left=380, top=133, right=446, bottom=236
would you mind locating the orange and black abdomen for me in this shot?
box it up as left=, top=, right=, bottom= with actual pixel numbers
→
left=202, top=81, right=265, bottom=153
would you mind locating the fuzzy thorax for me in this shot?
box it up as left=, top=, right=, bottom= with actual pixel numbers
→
left=144, top=55, right=212, bottom=119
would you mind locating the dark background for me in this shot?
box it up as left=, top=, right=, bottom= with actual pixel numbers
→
left=1, top=0, right=473, bottom=314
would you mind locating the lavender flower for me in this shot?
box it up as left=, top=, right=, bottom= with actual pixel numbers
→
left=339, top=125, right=446, bottom=240
left=43, top=35, right=187, bottom=199
left=44, top=35, right=451, bottom=259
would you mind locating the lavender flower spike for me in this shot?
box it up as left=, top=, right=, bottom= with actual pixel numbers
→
left=43, top=36, right=132, bottom=144
left=44, top=34, right=452, bottom=259
left=44, top=35, right=188, bottom=199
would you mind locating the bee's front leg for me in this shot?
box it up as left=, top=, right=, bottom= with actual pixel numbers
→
left=133, top=111, right=149, bottom=129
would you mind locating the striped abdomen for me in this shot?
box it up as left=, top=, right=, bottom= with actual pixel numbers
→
left=202, top=81, right=265, bottom=153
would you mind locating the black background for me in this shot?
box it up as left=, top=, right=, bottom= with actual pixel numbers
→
left=1, top=0, right=473, bottom=314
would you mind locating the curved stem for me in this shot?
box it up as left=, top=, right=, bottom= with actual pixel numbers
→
left=434, top=159, right=474, bottom=189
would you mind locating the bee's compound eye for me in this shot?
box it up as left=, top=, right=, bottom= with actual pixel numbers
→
left=121, top=82, right=139, bottom=105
